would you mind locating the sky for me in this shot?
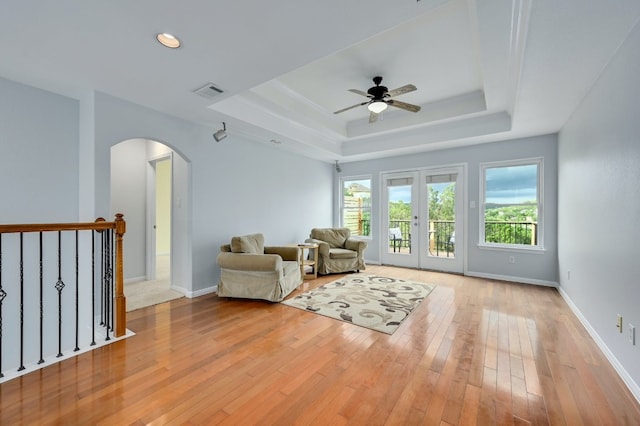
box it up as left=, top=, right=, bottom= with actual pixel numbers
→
left=485, top=164, right=537, bottom=205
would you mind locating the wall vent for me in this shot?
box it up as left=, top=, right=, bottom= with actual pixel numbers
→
left=193, top=83, right=224, bottom=100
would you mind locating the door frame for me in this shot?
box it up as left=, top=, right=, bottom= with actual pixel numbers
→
left=380, top=163, right=467, bottom=274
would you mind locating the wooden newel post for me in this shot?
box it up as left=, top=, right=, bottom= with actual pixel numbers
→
left=114, top=213, right=126, bottom=337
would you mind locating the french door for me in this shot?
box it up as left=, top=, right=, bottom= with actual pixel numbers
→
left=381, top=166, right=464, bottom=273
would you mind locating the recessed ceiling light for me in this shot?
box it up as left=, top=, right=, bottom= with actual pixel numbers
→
left=156, top=33, right=181, bottom=49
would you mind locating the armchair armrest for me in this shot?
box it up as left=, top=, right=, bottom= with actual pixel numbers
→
left=265, top=246, right=299, bottom=262
left=217, top=252, right=282, bottom=272
left=345, top=238, right=368, bottom=254
left=305, top=238, right=330, bottom=257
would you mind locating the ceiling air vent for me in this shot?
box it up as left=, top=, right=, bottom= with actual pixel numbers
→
left=193, top=83, right=224, bottom=100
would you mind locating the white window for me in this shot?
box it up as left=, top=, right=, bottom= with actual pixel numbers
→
left=480, top=159, right=543, bottom=249
left=340, top=177, right=371, bottom=237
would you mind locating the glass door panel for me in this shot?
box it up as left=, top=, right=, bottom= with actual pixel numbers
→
left=382, top=172, right=418, bottom=267
left=420, top=168, right=463, bottom=273
left=426, top=174, right=456, bottom=259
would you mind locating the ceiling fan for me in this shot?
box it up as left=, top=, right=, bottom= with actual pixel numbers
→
left=333, top=76, right=421, bottom=123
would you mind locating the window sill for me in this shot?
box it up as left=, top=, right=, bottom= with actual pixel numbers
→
left=477, top=243, right=546, bottom=254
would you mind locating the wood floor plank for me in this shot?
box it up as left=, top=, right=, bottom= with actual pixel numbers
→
left=458, top=383, right=481, bottom=425
left=1, top=266, right=639, bottom=425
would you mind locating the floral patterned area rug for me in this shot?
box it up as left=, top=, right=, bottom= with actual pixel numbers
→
left=281, top=274, right=435, bottom=334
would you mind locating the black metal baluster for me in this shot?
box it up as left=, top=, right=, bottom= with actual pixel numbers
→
left=91, top=231, right=96, bottom=346
left=74, top=230, right=79, bottom=352
left=18, top=233, right=25, bottom=371
left=110, top=229, right=114, bottom=332
left=55, top=230, right=65, bottom=358
left=38, top=232, right=44, bottom=364
left=100, top=230, right=105, bottom=327
left=0, top=235, right=4, bottom=378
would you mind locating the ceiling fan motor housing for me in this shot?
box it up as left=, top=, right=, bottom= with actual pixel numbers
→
left=368, top=76, right=388, bottom=100
left=367, top=85, right=388, bottom=100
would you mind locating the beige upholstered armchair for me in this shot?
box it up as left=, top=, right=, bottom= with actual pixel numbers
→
left=305, top=228, right=367, bottom=275
left=217, top=233, right=301, bottom=302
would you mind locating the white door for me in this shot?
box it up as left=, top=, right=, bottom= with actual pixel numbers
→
left=382, top=166, right=464, bottom=273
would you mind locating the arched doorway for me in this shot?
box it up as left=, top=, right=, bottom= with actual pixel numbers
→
left=110, top=138, right=192, bottom=309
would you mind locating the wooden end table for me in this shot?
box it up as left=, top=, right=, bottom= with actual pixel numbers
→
left=296, top=243, right=319, bottom=280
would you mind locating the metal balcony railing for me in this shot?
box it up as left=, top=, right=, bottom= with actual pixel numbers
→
left=353, top=219, right=537, bottom=253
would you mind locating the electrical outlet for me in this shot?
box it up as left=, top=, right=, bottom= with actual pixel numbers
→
left=629, top=324, right=636, bottom=345
left=617, top=315, right=623, bottom=332
left=567, top=270, right=571, bottom=280
left=508, top=256, right=515, bottom=264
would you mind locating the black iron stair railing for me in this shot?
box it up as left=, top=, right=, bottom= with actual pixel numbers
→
left=0, top=215, right=126, bottom=378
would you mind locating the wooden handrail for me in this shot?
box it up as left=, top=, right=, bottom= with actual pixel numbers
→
left=0, top=221, right=115, bottom=233
left=0, top=214, right=127, bottom=338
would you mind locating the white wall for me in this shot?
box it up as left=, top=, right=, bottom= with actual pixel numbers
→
left=110, top=138, right=147, bottom=280
left=338, top=134, right=558, bottom=285
left=558, top=21, right=640, bottom=398
left=0, top=78, right=96, bottom=374
left=91, top=93, right=333, bottom=294
left=0, top=77, right=79, bottom=223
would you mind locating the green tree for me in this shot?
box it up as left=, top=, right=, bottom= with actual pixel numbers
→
left=439, top=184, right=455, bottom=220
left=428, top=187, right=441, bottom=220
left=428, top=183, right=455, bottom=220
left=484, top=203, right=537, bottom=244
left=389, top=201, right=411, bottom=220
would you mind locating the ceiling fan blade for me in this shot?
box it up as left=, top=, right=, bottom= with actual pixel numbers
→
left=334, top=101, right=368, bottom=114
left=348, top=89, right=373, bottom=98
left=388, top=99, right=421, bottom=113
left=369, top=111, right=379, bottom=123
left=387, top=84, right=417, bottom=97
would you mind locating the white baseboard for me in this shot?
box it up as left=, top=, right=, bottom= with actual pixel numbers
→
left=124, top=276, right=146, bottom=285
left=464, top=270, right=558, bottom=287
left=557, top=286, right=640, bottom=405
left=170, top=285, right=187, bottom=295
left=186, top=285, right=217, bottom=298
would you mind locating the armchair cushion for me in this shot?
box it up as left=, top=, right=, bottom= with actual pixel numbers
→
left=230, top=233, right=264, bottom=254
left=329, top=248, right=357, bottom=259
left=310, top=228, right=348, bottom=248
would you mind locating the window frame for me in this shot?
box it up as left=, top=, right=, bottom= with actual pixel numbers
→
left=479, top=158, right=544, bottom=251
left=339, top=175, right=372, bottom=239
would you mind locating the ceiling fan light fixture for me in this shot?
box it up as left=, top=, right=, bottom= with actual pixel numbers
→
left=368, top=101, right=388, bottom=114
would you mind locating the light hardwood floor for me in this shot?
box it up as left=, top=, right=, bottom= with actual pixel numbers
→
left=1, top=265, right=639, bottom=425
